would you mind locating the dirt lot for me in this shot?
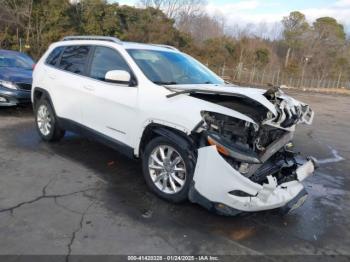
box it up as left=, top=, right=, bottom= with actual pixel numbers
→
left=0, top=91, right=349, bottom=260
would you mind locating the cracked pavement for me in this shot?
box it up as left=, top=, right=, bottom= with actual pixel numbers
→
left=0, top=91, right=350, bottom=258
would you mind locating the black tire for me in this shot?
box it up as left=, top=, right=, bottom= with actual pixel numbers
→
left=142, top=135, right=196, bottom=203
left=35, top=98, right=65, bottom=142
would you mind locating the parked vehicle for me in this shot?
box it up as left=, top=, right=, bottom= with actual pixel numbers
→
left=0, top=49, right=34, bottom=106
left=32, top=36, right=316, bottom=215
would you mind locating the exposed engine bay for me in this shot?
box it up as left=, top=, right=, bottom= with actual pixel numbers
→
left=187, top=87, right=316, bottom=215
left=192, top=87, right=314, bottom=181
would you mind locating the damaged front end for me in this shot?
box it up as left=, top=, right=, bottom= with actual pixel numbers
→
left=189, top=87, right=316, bottom=215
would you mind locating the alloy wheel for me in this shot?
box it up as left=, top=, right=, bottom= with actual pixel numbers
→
left=37, top=104, right=52, bottom=136
left=148, top=145, right=187, bottom=194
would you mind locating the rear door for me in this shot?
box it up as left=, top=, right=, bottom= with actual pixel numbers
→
left=81, top=45, right=138, bottom=146
left=49, top=45, right=91, bottom=123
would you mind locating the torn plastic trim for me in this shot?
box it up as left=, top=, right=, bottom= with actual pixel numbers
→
left=296, top=158, right=316, bottom=181
left=191, top=145, right=315, bottom=212
left=300, top=105, right=314, bottom=125
left=264, top=104, right=314, bottom=129
left=263, top=89, right=314, bottom=129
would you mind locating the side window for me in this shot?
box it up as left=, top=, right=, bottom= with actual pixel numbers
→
left=58, top=45, right=90, bottom=75
left=45, top=46, right=64, bottom=67
left=89, top=46, right=131, bottom=81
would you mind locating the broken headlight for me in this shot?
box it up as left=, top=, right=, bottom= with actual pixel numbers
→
left=200, top=111, right=261, bottom=164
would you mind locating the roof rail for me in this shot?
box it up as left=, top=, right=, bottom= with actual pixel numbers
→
left=151, top=44, right=179, bottom=51
left=62, top=35, right=122, bottom=44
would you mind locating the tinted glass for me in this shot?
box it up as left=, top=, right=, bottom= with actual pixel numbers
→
left=59, top=45, right=90, bottom=74
left=127, top=49, right=224, bottom=85
left=46, top=46, right=64, bottom=66
left=89, top=46, right=130, bottom=81
left=0, top=52, right=34, bottom=70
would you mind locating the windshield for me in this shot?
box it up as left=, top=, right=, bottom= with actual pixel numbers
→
left=0, top=52, right=34, bottom=70
left=127, top=49, right=224, bottom=85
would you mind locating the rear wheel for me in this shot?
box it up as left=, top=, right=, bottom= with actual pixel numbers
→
left=35, top=99, right=65, bottom=142
left=142, top=136, right=196, bottom=203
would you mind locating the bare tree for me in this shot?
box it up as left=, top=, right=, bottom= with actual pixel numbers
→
left=281, top=11, right=309, bottom=68
left=0, top=0, right=33, bottom=48
left=0, top=0, right=33, bottom=28
left=182, top=13, right=225, bottom=42
left=305, top=18, right=346, bottom=83
left=139, top=0, right=207, bottom=19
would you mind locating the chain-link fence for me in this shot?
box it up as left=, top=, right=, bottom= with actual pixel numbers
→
left=210, top=65, right=350, bottom=89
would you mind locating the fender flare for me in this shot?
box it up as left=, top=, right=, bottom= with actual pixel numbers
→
left=153, top=127, right=193, bottom=151
left=136, top=123, right=196, bottom=157
left=32, top=87, right=58, bottom=117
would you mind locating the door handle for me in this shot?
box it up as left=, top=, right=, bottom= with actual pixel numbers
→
left=83, top=85, right=95, bottom=91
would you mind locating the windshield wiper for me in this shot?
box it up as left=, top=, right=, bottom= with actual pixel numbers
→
left=153, top=81, right=178, bottom=85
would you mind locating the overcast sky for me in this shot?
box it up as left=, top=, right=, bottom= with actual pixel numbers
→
left=113, top=0, right=350, bottom=31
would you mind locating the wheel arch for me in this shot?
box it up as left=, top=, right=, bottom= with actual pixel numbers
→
left=32, top=87, right=56, bottom=113
left=137, top=123, right=197, bottom=158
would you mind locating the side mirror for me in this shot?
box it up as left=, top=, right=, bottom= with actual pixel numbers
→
left=105, top=70, right=131, bottom=84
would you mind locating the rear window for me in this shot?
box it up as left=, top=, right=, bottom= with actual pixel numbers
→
left=45, top=46, right=64, bottom=67
left=58, top=45, right=90, bottom=75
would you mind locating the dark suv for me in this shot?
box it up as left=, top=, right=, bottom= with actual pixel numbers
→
left=0, top=49, right=34, bottom=106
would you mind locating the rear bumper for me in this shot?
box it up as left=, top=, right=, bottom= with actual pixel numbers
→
left=0, top=88, right=31, bottom=106
left=189, top=146, right=315, bottom=215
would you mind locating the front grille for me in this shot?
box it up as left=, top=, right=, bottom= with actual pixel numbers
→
left=16, top=83, right=32, bottom=91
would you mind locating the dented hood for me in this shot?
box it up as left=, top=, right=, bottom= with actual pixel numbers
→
left=166, top=84, right=278, bottom=116
left=166, top=84, right=314, bottom=128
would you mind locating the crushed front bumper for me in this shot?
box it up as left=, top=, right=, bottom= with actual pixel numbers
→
left=189, top=145, right=315, bottom=215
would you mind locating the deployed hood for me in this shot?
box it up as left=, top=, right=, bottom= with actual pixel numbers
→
left=166, top=84, right=278, bottom=116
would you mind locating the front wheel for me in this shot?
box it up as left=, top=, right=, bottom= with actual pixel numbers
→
left=142, top=136, right=196, bottom=203
left=35, top=99, right=65, bottom=142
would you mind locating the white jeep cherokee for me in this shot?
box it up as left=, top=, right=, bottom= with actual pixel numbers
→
left=32, top=36, right=316, bottom=215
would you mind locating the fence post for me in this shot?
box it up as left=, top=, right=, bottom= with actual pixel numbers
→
left=276, top=70, right=280, bottom=86
left=249, top=67, right=255, bottom=83
left=237, top=63, right=242, bottom=82
left=261, top=69, right=265, bottom=85
left=221, top=63, right=226, bottom=78
left=337, top=72, right=342, bottom=88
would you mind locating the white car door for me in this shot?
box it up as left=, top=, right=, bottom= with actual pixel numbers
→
left=48, top=45, right=92, bottom=124
left=81, top=45, right=138, bottom=147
